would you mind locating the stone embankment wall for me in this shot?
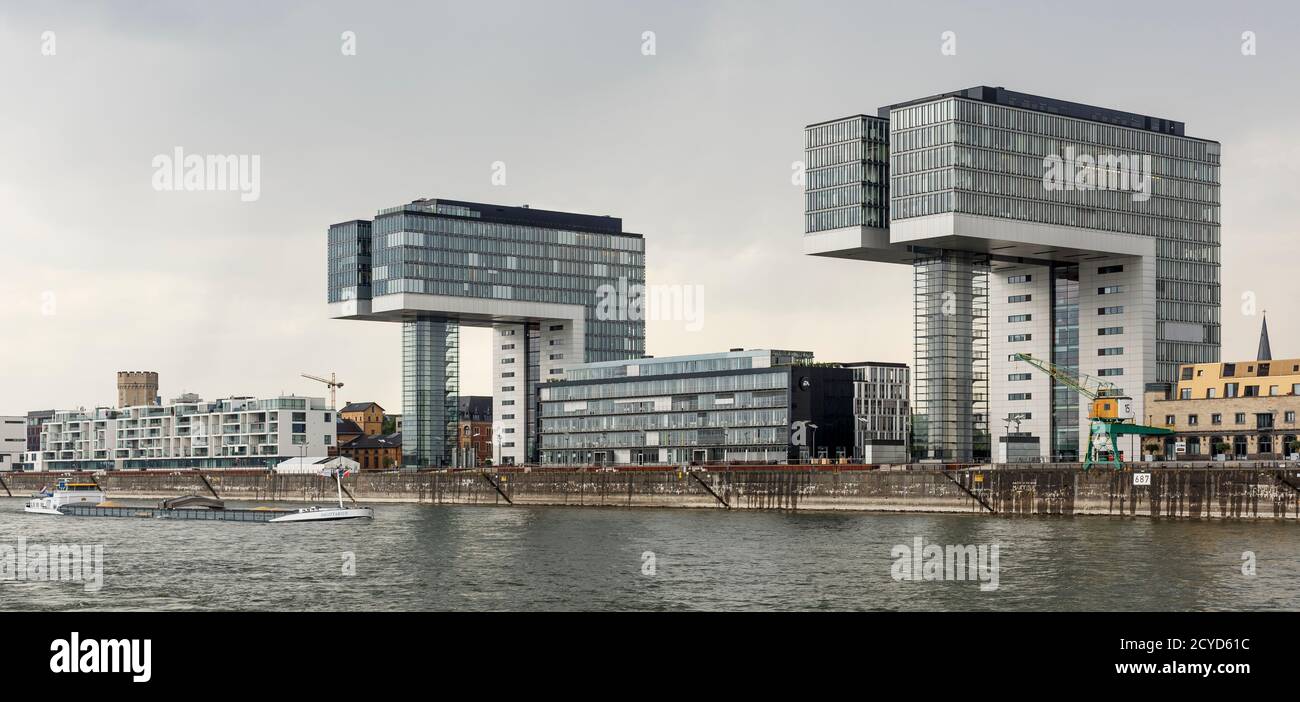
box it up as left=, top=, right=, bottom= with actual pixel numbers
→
left=3, top=465, right=1298, bottom=520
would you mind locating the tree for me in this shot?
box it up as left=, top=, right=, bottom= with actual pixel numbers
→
left=382, top=416, right=397, bottom=434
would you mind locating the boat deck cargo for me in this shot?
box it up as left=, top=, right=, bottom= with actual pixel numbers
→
left=58, top=504, right=293, bottom=522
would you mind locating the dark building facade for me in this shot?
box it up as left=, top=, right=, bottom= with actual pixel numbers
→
left=456, top=395, right=492, bottom=465
left=26, top=409, right=55, bottom=451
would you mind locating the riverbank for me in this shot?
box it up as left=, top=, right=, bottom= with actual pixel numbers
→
left=4, top=464, right=1300, bottom=520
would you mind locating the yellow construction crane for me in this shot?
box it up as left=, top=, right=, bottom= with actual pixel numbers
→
left=302, top=372, right=344, bottom=411
left=1013, top=353, right=1170, bottom=469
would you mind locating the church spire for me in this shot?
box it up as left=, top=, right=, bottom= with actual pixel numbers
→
left=1257, top=313, right=1272, bottom=362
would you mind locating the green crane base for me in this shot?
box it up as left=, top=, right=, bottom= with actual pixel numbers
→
left=1084, top=420, right=1173, bottom=470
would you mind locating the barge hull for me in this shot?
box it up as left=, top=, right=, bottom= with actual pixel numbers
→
left=58, top=505, right=292, bottom=522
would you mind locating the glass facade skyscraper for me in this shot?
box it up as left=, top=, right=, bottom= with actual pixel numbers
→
left=805, top=86, right=1221, bottom=462
left=887, top=89, right=1220, bottom=384
left=402, top=317, right=459, bottom=467
left=805, top=115, right=890, bottom=234
left=329, top=199, right=646, bottom=467
left=912, top=250, right=989, bottom=460
left=1050, top=264, right=1080, bottom=460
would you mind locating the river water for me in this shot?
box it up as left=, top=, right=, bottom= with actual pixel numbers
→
left=2, top=498, right=1297, bottom=611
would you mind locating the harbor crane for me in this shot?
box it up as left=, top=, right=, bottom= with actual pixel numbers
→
left=1013, top=353, right=1171, bottom=469
left=302, top=372, right=344, bottom=411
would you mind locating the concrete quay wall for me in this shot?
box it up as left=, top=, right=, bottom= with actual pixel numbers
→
left=3, top=465, right=1299, bottom=520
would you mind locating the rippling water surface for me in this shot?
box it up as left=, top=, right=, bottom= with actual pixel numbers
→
left=2, top=498, right=1297, bottom=611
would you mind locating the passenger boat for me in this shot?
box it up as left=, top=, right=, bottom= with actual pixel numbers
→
left=24, top=478, right=107, bottom=515
left=269, top=466, right=373, bottom=523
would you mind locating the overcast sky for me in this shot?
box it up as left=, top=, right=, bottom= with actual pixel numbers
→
left=2, top=0, right=1297, bottom=415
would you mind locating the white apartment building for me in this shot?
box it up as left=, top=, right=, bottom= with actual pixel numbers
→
left=0, top=416, right=26, bottom=471
left=32, top=396, right=334, bottom=472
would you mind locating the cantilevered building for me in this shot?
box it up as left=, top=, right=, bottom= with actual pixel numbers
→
left=804, top=86, right=1220, bottom=461
left=328, top=199, right=646, bottom=467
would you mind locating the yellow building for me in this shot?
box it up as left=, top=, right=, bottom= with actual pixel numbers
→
left=1143, top=317, right=1300, bottom=459
left=1169, top=359, right=1300, bottom=401
left=339, top=402, right=385, bottom=436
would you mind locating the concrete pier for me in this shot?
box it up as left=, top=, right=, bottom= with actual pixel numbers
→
left=4, top=464, right=1300, bottom=520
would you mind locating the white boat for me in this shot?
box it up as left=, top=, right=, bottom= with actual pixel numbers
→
left=269, top=466, right=373, bottom=523
left=24, top=478, right=107, bottom=515
left=268, top=505, right=374, bottom=523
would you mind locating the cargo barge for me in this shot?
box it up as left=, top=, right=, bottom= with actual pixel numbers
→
left=26, top=468, right=374, bottom=523
left=57, top=502, right=294, bottom=522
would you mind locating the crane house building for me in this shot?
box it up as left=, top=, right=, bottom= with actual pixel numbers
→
left=804, top=86, right=1220, bottom=462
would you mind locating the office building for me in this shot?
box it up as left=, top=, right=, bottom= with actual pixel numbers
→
left=33, top=395, right=334, bottom=471
left=539, top=349, right=854, bottom=465
left=1, top=416, right=25, bottom=471
left=329, top=198, right=646, bottom=467
left=805, top=86, right=1220, bottom=461
left=844, top=361, right=910, bottom=462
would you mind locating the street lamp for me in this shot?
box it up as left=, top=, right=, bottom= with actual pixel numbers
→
left=808, top=423, right=819, bottom=463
